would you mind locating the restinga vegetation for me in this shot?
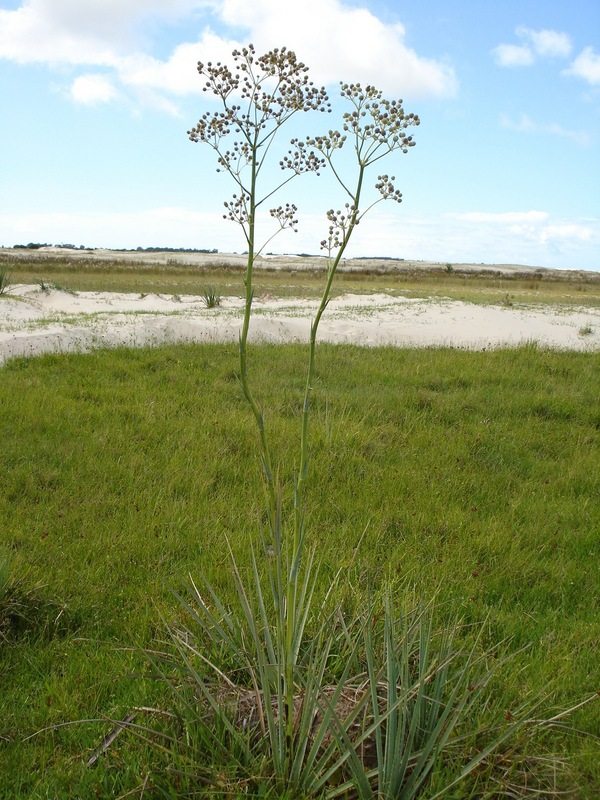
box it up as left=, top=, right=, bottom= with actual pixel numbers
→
left=1, top=44, right=598, bottom=800
left=3, top=248, right=600, bottom=307
left=132, top=44, right=596, bottom=797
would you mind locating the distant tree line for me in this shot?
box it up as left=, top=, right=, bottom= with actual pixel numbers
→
left=12, top=242, right=53, bottom=249
left=10, top=244, right=219, bottom=253
left=12, top=243, right=89, bottom=250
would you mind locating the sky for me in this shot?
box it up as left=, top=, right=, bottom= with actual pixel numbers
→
left=0, top=0, right=599, bottom=271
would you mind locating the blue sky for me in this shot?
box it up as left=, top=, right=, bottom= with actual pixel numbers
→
left=0, top=0, right=599, bottom=270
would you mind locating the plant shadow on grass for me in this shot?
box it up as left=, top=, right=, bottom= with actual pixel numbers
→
left=1, top=557, right=83, bottom=644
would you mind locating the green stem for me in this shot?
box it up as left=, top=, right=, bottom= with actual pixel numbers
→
left=283, top=164, right=366, bottom=752
left=238, top=141, right=278, bottom=541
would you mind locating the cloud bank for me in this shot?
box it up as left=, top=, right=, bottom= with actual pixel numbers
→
left=2, top=207, right=598, bottom=271
left=0, top=0, right=457, bottom=109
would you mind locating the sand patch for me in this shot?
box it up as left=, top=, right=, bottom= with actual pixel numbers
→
left=1, top=286, right=599, bottom=364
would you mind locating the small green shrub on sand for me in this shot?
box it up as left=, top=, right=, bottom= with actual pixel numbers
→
left=0, top=266, right=12, bottom=295
left=201, top=285, right=221, bottom=308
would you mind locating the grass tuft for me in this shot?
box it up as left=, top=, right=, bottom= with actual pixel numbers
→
left=0, top=266, right=12, bottom=295
left=156, top=580, right=536, bottom=798
left=201, top=286, right=221, bottom=308
left=36, top=279, right=77, bottom=294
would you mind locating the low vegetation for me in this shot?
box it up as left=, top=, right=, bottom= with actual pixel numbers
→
left=2, top=40, right=600, bottom=798
left=2, top=251, right=600, bottom=308
left=0, top=265, right=12, bottom=295
left=200, top=285, right=221, bottom=309
left=1, top=342, right=598, bottom=797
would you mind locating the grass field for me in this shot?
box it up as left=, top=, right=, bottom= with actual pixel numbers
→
left=1, top=258, right=599, bottom=798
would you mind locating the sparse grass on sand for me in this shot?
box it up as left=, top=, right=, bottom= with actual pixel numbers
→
left=1, top=342, right=599, bottom=797
left=0, top=266, right=12, bottom=295
left=3, top=250, right=600, bottom=307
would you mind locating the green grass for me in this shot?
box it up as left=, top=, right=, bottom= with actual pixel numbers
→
left=200, top=285, right=222, bottom=308
left=1, top=342, right=598, bottom=796
left=0, top=266, right=12, bottom=295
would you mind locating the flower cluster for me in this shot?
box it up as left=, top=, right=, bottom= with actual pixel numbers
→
left=320, top=205, right=359, bottom=253
left=188, top=45, right=330, bottom=147
left=279, top=139, right=325, bottom=175
left=188, top=45, right=333, bottom=243
left=223, top=193, right=250, bottom=226
left=339, top=82, right=420, bottom=157
left=375, top=175, right=402, bottom=203
left=188, top=109, right=236, bottom=147
left=305, top=130, right=347, bottom=158
left=305, top=83, right=418, bottom=253
left=188, top=45, right=419, bottom=262
left=213, top=140, right=253, bottom=173
left=269, top=203, right=299, bottom=232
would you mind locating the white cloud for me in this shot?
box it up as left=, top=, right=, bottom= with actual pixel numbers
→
left=439, top=211, right=599, bottom=268
left=499, top=113, right=535, bottom=132
left=449, top=211, right=549, bottom=224
left=215, top=0, right=457, bottom=98
left=0, top=2, right=116, bottom=64
left=517, top=26, right=572, bottom=58
left=538, top=224, right=593, bottom=243
left=0, top=0, right=457, bottom=105
left=492, top=44, right=533, bottom=68
left=130, top=87, right=185, bottom=116
left=0, top=207, right=232, bottom=251
left=117, top=31, right=242, bottom=96
left=70, top=74, right=118, bottom=104
left=565, top=47, right=600, bottom=86
left=500, top=113, right=592, bottom=147
left=282, top=209, right=598, bottom=268
left=492, top=27, right=572, bottom=68
left=0, top=0, right=207, bottom=62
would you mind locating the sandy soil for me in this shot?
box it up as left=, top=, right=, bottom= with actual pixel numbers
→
left=1, top=284, right=599, bottom=365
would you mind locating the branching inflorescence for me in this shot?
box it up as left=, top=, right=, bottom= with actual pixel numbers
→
left=188, top=44, right=330, bottom=243
left=188, top=45, right=332, bottom=529
left=308, top=83, right=419, bottom=257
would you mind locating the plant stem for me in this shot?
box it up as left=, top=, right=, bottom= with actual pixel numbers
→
left=283, top=164, right=366, bottom=752
left=238, top=138, right=278, bottom=540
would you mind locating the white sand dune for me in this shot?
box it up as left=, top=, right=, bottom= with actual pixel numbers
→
left=1, top=285, right=599, bottom=364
